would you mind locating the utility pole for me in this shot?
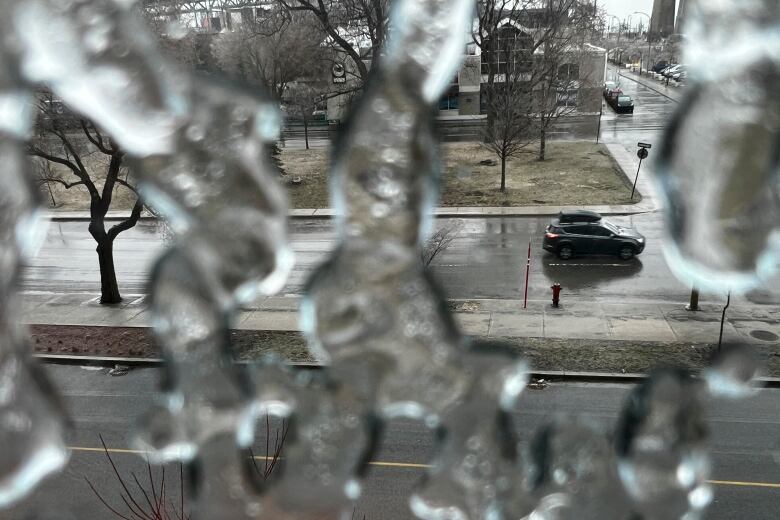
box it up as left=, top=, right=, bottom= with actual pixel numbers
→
left=596, top=98, right=603, bottom=143
left=632, top=143, right=651, bottom=200
left=718, top=292, right=731, bottom=350
left=686, top=287, right=699, bottom=311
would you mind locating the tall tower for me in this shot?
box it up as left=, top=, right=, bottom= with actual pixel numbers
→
left=675, top=0, right=689, bottom=34
left=650, top=0, right=676, bottom=37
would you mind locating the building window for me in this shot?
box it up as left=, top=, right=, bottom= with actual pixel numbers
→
left=481, top=25, right=534, bottom=76
left=557, top=63, right=580, bottom=83
left=556, top=89, right=579, bottom=107
left=439, top=84, right=459, bottom=110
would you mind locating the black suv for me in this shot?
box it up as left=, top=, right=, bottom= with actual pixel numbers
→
left=542, top=211, right=645, bottom=260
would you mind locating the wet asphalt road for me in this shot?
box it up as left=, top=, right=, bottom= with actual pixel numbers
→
left=5, top=365, right=779, bottom=520
left=25, top=214, right=780, bottom=306
left=21, top=70, right=779, bottom=306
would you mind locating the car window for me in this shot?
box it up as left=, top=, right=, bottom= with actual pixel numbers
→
left=588, top=226, right=613, bottom=237
left=564, top=225, right=590, bottom=235
left=602, top=221, right=619, bottom=234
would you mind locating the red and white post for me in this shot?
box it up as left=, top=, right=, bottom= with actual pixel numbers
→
left=523, top=240, right=531, bottom=309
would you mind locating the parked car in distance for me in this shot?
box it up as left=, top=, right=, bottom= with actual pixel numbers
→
left=603, top=81, right=618, bottom=95
left=543, top=211, right=646, bottom=260
left=671, top=66, right=687, bottom=82
left=663, top=64, right=684, bottom=77
left=606, top=93, right=634, bottom=113
left=603, top=86, right=622, bottom=102
left=652, top=61, right=669, bottom=73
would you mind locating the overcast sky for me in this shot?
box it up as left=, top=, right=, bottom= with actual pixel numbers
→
left=598, top=0, right=655, bottom=25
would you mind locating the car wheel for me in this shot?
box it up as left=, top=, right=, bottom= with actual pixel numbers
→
left=558, top=245, right=573, bottom=260
left=619, top=246, right=635, bottom=260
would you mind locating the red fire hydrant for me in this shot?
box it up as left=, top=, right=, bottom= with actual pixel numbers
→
left=551, top=283, right=562, bottom=308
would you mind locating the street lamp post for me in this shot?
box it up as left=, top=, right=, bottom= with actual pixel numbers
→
left=634, top=11, right=651, bottom=74
left=609, top=16, right=621, bottom=67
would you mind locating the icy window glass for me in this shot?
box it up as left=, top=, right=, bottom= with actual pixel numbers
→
left=0, top=0, right=775, bottom=519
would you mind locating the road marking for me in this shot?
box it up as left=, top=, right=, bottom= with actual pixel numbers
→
left=367, top=461, right=430, bottom=469
left=708, top=480, right=780, bottom=489
left=68, top=446, right=780, bottom=487
left=547, top=263, right=632, bottom=267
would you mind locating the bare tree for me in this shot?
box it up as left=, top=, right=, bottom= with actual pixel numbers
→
left=534, top=47, right=592, bottom=161
left=480, top=1, right=597, bottom=162
left=533, top=1, right=596, bottom=161
left=422, top=221, right=463, bottom=267
left=212, top=9, right=326, bottom=100
left=29, top=93, right=143, bottom=304
left=275, top=0, right=389, bottom=84
left=482, top=45, right=536, bottom=191
left=285, top=83, right=323, bottom=150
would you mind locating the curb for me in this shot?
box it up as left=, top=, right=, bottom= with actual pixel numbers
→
left=46, top=207, right=653, bottom=222
left=34, top=354, right=780, bottom=388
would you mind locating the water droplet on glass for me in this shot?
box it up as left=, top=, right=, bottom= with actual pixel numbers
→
left=703, top=343, right=762, bottom=399
left=656, top=0, right=780, bottom=294
left=615, top=369, right=712, bottom=520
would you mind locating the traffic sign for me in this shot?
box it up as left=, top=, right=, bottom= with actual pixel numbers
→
left=637, top=148, right=649, bottom=159
left=638, top=142, right=652, bottom=149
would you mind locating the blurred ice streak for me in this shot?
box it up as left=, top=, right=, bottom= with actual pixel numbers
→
left=133, top=78, right=291, bottom=469
left=411, top=344, right=532, bottom=520
left=387, top=0, right=474, bottom=103
left=11, top=0, right=189, bottom=157
left=0, top=34, right=68, bottom=507
left=0, top=0, right=773, bottom=517
left=615, top=369, right=712, bottom=520
left=703, top=343, right=763, bottom=399
left=526, top=419, right=629, bottom=520
left=655, top=0, right=780, bottom=293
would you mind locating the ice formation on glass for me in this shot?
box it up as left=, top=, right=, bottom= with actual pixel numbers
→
left=616, top=370, right=712, bottom=520
left=411, top=344, right=532, bottom=520
left=131, top=74, right=292, bottom=466
left=656, top=0, right=780, bottom=293
left=0, top=29, right=68, bottom=507
left=13, top=0, right=188, bottom=157
left=0, top=0, right=771, bottom=517
left=526, top=419, right=628, bottom=520
left=703, top=344, right=763, bottom=399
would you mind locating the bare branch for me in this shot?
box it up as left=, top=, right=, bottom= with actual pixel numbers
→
left=79, top=119, right=110, bottom=153
left=115, top=178, right=139, bottom=195
left=107, top=198, right=144, bottom=241
left=36, top=177, right=87, bottom=190
left=422, top=222, right=462, bottom=266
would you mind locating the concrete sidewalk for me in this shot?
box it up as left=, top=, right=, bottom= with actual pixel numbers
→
left=22, top=293, right=780, bottom=347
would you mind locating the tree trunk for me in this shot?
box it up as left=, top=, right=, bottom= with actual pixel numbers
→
left=539, top=128, right=547, bottom=161
left=303, top=115, right=309, bottom=150
left=500, top=155, right=507, bottom=191
left=97, top=239, right=122, bottom=304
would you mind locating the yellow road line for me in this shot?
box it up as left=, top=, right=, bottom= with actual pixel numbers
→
left=68, top=446, right=779, bottom=488
left=708, top=480, right=780, bottom=489
left=367, top=461, right=430, bottom=469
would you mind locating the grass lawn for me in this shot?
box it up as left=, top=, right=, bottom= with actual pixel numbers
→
left=41, top=141, right=637, bottom=211
left=229, top=331, right=780, bottom=378
left=282, top=141, right=637, bottom=209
